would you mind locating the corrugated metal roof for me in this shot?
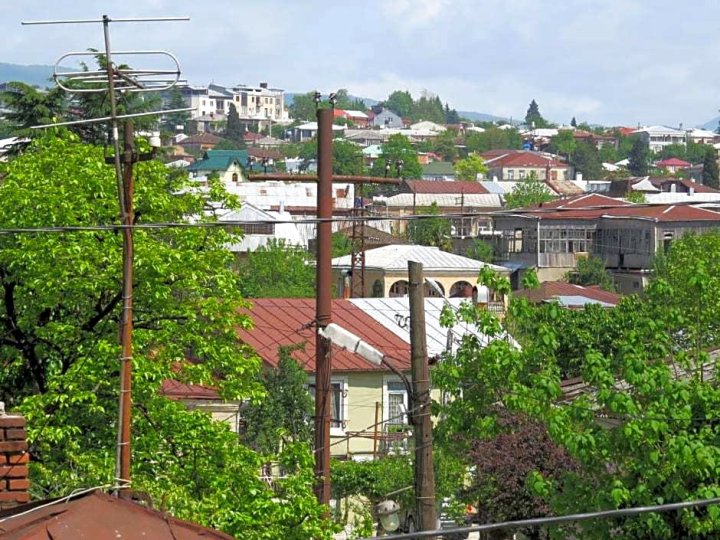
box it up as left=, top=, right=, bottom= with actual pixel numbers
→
left=401, top=180, right=489, bottom=195
left=350, top=297, right=495, bottom=357
left=0, top=490, right=233, bottom=539
left=514, top=282, right=620, bottom=306
left=237, top=299, right=412, bottom=372
left=331, top=244, right=509, bottom=272
left=551, top=295, right=615, bottom=308
left=380, top=193, right=502, bottom=208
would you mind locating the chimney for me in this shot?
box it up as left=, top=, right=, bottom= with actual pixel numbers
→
left=0, top=403, right=30, bottom=509
left=259, top=82, right=268, bottom=89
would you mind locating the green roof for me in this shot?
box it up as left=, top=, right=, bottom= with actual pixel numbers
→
left=421, top=161, right=456, bottom=176
left=187, top=149, right=249, bottom=172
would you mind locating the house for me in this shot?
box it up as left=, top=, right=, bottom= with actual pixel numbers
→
left=0, top=411, right=232, bottom=538
left=606, top=177, right=720, bottom=204
left=410, top=121, right=446, bottom=133
left=482, top=150, right=573, bottom=185
left=632, top=126, right=686, bottom=153
left=686, top=128, right=719, bottom=145
left=219, top=202, right=308, bottom=251
left=493, top=193, right=720, bottom=292
left=513, top=281, right=621, bottom=309
left=236, top=297, right=498, bottom=459
left=334, top=109, right=370, bottom=128
left=187, top=149, right=248, bottom=183
left=293, top=121, right=345, bottom=142
left=421, top=161, right=457, bottom=180
left=370, top=191, right=502, bottom=238
left=178, top=132, right=224, bottom=154
left=372, top=108, right=403, bottom=129
left=331, top=244, right=509, bottom=298
left=160, top=379, right=243, bottom=433
left=345, top=129, right=393, bottom=147
left=655, top=157, right=691, bottom=173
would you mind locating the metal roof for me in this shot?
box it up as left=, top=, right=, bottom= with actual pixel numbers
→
left=551, top=295, right=615, bottom=308
left=237, top=299, right=411, bottom=372
left=331, top=245, right=509, bottom=272
left=379, top=193, right=503, bottom=208
left=350, top=297, right=496, bottom=357
left=0, top=490, right=233, bottom=539
left=514, top=282, right=620, bottom=306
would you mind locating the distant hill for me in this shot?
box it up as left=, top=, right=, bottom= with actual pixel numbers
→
left=0, top=62, right=57, bottom=88
left=701, top=116, right=720, bottom=131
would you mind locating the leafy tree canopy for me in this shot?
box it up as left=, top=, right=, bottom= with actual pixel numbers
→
left=454, top=154, right=488, bottom=181
left=237, top=239, right=315, bottom=298
left=504, top=171, right=554, bottom=209
left=566, top=255, right=615, bottom=291
left=370, top=134, right=422, bottom=179
left=702, top=147, right=719, bottom=189
left=408, top=202, right=452, bottom=251
left=0, top=132, right=334, bottom=538
left=628, top=137, right=649, bottom=176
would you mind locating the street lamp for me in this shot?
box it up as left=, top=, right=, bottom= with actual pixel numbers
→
left=375, top=499, right=401, bottom=533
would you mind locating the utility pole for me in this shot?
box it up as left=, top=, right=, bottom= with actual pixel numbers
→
left=408, top=261, right=436, bottom=535
left=314, top=106, right=333, bottom=505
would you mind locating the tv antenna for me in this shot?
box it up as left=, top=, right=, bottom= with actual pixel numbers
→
left=21, top=14, right=191, bottom=497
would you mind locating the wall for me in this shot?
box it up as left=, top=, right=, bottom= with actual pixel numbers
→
left=0, top=410, right=29, bottom=509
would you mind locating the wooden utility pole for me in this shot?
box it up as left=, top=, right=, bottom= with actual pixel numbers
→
left=408, top=261, right=437, bottom=535
left=314, top=107, right=333, bottom=505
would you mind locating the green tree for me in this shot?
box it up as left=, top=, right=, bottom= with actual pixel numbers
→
left=370, top=134, right=422, bottom=179
left=445, top=103, right=461, bottom=124
left=243, top=346, right=314, bottom=454
left=566, top=255, right=615, bottom=291
left=628, top=137, right=649, bottom=176
left=237, top=239, right=315, bottom=298
left=504, top=171, right=554, bottom=208
left=625, top=191, right=647, bottom=203
left=525, top=99, right=547, bottom=128
left=0, top=133, right=333, bottom=538
left=385, top=90, right=414, bottom=118
left=454, top=154, right=488, bottom=181
left=432, top=129, right=459, bottom=161
left=465, top=128, right=523, bottom=153
left=570, top=117, right=578, bottom=128
left=288, top=92, right=320, bottom=121
left=413, top=92, right=445, bottom=124
left=162, top=86, right=190, bottom=134
left=332, top=139, right=365, bottom=176
left=0, top=81, right=67, bottom=136
left=571, top=139, right=602, bottom=180
left=331, top=232, right=353, bottom=257
left=408, top=202, right=452, bottom=251
left=225, top=103, right=245, bottom=145
left=702, top=148, right=719, bottom=189
left=466, top=238, right=495, bottom=262
left=548, top=129, right=577, bottom=160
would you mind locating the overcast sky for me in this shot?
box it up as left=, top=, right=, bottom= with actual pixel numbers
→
left=4, top=0, right=720, bottom=127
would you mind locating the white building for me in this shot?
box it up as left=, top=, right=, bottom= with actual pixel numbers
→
left=632, top=125, right=686, bottom=153
left=219, top=202, right=308, bottom=252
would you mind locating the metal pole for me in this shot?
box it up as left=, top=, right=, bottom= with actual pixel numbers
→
left=116, top=121, right=135, bottom=495
left=314, top=107, right=334, bottom=505
left=408, top=261, right=436, bottom=536
left=102, top=14, right=127, bottom=219
left=373, top=401, right=380, bottom=459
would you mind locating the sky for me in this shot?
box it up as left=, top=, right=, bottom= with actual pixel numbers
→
left=3, top=0, right=720, bottom=127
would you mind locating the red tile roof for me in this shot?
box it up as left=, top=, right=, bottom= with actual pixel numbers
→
left=656, top=158, right=691, bottom=168
left=160, top=379, right=221, bottom=401
left=0, top=489, right=233, bottom=539
left=400, top=179, right=489, bottom=194
left=180, top=132, right=223, bottom=145
left=532, top=204, right=720, bottom=222
left=485, top=151, right=568, bottom=169
left=522, top=193, right=630, bottom=211
left=514, top=281, right=621, bottom=306
left=237, top=299, right=411, bottom=373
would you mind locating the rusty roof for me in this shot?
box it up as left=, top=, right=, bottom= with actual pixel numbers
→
left=524, top=193, right=630, bottom=210
left=237, top=299, right=411, bottom=372
left=518, top=203, right=720, bottom=223
left=160, top=379, right=221, bottom=401
left=400, top=179, right=489, bottom=195
left=0, top=489, right=234, bottom=540
left=514, top=281, right=621, bottom=307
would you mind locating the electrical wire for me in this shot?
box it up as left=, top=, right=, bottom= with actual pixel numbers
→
left=360, top=496, right=720, bottom=540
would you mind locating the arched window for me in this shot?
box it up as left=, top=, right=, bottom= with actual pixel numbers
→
left=389, top=280, right=409, bottom=297
left=449, top=281, right=473, bottom=298
left=232, top=172, right=239, bottom=182
left=424, top=281, right=444, bottom=298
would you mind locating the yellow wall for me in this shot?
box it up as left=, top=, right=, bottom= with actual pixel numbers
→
left=330, top=371, right=442, bottom=460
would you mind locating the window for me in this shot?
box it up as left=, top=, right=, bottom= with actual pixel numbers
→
left=519, top=170, right=526, bottom=180
left=308, top=379, right=347, bottom=433
left=385, top=380, right=409, bottom=427
left=507, top=169, right=515, bottom=180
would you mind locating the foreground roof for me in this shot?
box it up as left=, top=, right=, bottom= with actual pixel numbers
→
left=0, top=490, right=233, bottom=540
left=331, top=244, right=508, bottom=272
left=237, top=298, right=411, bottom=372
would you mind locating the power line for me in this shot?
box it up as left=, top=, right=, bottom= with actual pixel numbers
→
left=360, top=496, right=720, bottom=540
